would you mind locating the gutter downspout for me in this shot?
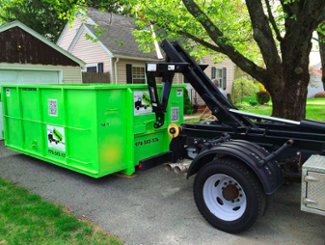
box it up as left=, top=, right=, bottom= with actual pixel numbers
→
left=114, top=57, right=119, bottom=84
left=110, top=57, right=114, bottom=84
left=151, top=25, right=163, bottom=60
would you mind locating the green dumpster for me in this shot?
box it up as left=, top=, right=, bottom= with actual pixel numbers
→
left=1, top=84, right=185, bottom=178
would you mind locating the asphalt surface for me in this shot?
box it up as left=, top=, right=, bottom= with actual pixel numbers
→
left=0, top=141, right=324, bottom=245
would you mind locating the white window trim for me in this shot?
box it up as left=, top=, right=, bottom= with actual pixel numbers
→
left=215, top=67, right=223, bottom=80
left=132, top=65, right=147, bottom=84
left=84, top=63, right=98, bottom=72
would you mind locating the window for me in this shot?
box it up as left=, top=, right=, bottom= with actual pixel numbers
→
left=85, top=64, right=98, bottom=73
left=86, top=66, right=97, bottom=73
left=84, top=63, right=104, bottom=73
left=212, top=67, right=227, bottom=89
left=132, top=66, right=146, bottom=84
left=212, top=68, right=223, bottom=85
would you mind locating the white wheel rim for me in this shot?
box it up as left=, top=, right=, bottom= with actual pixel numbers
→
left=203, top=174, right=247, bottom=221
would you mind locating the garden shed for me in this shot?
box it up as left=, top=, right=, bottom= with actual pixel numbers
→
left=0, top=20, right=86, bottom=140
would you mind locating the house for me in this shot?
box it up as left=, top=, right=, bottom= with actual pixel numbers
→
left=309, top=63, right=323, bottom=98
left=0, top=20, right=85, bottom=140
left=57, top=8, right=161, bottom=84
left=57, top=8, right=235, bottom=99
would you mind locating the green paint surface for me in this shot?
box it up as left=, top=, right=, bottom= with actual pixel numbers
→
left=142, top=93, right=152, bottom=106
left=53, top=128, right=62, bottom=142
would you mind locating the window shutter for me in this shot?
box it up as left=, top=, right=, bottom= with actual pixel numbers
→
left=222, top=67, right=227, bottom=89
left=211, top=67, right=216, bottom=79
left=98, top=63, right=104, bottom=73
left=126, top=64, right=132, bottom=84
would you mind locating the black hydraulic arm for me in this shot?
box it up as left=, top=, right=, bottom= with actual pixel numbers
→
left=146, top=40, right=255, bottom=128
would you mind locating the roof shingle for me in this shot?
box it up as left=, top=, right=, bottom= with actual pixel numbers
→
left=85, top=8, right=159, bottom=60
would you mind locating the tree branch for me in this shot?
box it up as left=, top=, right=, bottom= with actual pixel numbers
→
left=265, top=0, right=283, bottom=42
left=176, top=30, right=224, bottom=54
left=180, top=0, right=270, bottom=84
left=245, top=0, right=281, bottom=68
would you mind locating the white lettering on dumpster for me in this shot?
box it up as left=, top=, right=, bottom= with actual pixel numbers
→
left=134, top=91, right=154, bottom=116
left=47, top=125, right=65, bottom=152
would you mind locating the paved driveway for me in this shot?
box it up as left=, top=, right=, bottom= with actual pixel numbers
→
left=0, top=141, right=324, bottom=245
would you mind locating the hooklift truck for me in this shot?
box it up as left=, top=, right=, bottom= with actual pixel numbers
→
left=140, top=40, right=325, bottom=233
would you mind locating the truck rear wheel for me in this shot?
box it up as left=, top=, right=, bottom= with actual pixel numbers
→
left=193, top=157, right=266, bottom=233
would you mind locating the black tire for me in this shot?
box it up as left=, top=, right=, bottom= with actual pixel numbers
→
left=136, top=106, right=140, bottom=110
left=144, top=105, right=147, bottom=109
left=193, top=157, right=266, bottom=233
left=263, top=194, right=273, bottom=216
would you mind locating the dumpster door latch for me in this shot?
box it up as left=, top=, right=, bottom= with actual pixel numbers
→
left=154, top=112, right=165, bottom=129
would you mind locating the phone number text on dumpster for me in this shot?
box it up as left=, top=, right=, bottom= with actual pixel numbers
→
left=135, top=137, right=159, bottom=147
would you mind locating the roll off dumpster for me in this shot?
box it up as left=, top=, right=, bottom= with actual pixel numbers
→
left=1, top=84, right=184, bottom=178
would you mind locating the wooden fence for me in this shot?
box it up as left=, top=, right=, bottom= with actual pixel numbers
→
left=82, top=72, right=110, bottom=84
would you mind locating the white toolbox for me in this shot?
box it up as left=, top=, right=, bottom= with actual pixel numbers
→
left=301, top=154, right=325, bottom=216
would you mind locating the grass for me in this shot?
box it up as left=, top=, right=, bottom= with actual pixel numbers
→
left=184, top=98, right=325, bottom=123
left=242, top=99, right=325, bottom=121
left=0, top=177, right=123, bottom=245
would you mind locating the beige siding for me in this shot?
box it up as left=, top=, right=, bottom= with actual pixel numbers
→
left=58, top=15, right=89, bottom=51
left=201, top=54, right=234, bottom=94
left=110, top=58, right=179, bottom=84
left=0, top=63, right=82, bottom=84
left=112, top=58, right=147, bottom=84
left=186, top=55, right=235, bottom=105
left=70, top=30, right=111, bottom=74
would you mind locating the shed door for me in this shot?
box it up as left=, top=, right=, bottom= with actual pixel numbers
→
left=0, top=69, right=60, bottom=140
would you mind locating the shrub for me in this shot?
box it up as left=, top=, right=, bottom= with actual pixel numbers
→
left=314, top=91, right=325, bottom=98
left=232, top=78, right=260, bottom=104
left=193, top=104, right=200, bottom=113
left=183, top=88, right=193, bottom=114
left=186, top=109, right=193, bottom=115
left=236, top=102, right=251, bottom=109
left=256, top=90, right=270, bottom=105
left=249, top=100, right=258, bottom=106
left=226, top=93, right=233, bottom=104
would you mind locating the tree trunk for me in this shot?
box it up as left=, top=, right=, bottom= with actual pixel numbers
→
left=269, top=76, right=308, bottom=120
left=266, top=33, right=312, bottom=120
left=318, top=31, right=325, bottom=90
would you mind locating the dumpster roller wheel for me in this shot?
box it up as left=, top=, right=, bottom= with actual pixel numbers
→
left=168, top=124, right=181, bottom=138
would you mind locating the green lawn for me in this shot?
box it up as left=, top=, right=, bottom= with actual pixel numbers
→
left=0, top=177, right=122, bottom=245
left=242, top=100, right=325, bottom=121
left=185, top=98, right=325, bottom=123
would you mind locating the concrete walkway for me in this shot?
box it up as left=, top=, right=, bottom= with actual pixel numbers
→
left=0, top=142, right=324, bottom=245
left=184, top=115, right=200, bottom=121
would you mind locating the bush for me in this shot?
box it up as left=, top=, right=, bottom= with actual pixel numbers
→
left=193, top=104, right=200, bottom=113
left=236, top=102, right=251, bottom=109
left=232, top=78, right=260, bottom=104
left=249, top=100, right=258, bottom=106
left=256, top=91, right=270, bottom=105
left=226, top=93, right=233, bottom=104
left=186, top=109, right=193, bottom=115
left=183, top=88, right=192, bottom=114
left=314, top=91, right=325, bottom=98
